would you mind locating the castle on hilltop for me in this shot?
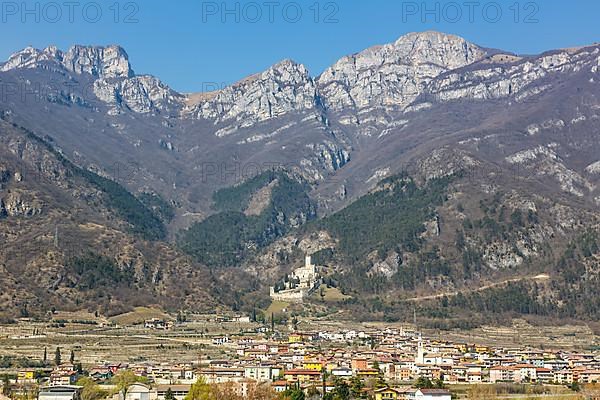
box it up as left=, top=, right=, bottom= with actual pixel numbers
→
left=270, top=255, right=322, bottom=303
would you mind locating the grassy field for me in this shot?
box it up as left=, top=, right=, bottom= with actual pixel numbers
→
left=109, top=307, right=171, bottom=326
left=265, top=300, right=291, bottom=316
left=317, top=286, right=351, bottom=302
left=0, top=314, right=260, bottom=366
left=426, top=318, right=597, bottom=350
left=451, top=383, right=584, bottom=399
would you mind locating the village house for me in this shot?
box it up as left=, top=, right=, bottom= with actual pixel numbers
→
left=302, top=358, right=323, bottom=371
left=123, top=383, right=151, bottom=400
left=271, top=380, right=289, bottom=393
left=407, top=388, right=452, bottom=400
left=38, top=385, right=82, bottom=400
left=553, top=369, right=574, bottom=384
left=374, top=387, right=405, bottom=400
left=88, top=366, right=113, bottom=381
left=211, top=336, right=230, bottom=346
left=535, top=368, right=554, bottom=384
left=198, top=367, right=245, bottom=384
left=244, top=365, right=277, bottom=381
left=50, top=365, right=78, bottom=387
left=579, top=369, right=600, bottom=383
left=513, top=364, right=537, bottom=382
left=144, top=319, right=172, bottom=330
left=331, top=367, right=353, bottom=378
left=283, top=369, right=321, bottom=383
left=489, top=366, right=515, bottom=383
left=155, top=384, right=190, bottom=400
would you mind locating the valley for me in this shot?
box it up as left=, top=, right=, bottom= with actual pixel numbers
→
left=0, top=30, right=599, bottom=347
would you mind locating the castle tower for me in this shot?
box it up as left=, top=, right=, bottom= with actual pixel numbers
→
left=305, top=255, right=312, bottom=267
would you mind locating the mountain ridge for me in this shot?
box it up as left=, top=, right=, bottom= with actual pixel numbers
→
left=1, top=31, right=599, bottom=324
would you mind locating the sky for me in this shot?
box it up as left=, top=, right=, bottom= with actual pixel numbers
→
left=0, top=0, right=599, bottom=93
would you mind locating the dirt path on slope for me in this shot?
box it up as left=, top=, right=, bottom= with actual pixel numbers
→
left=403, top=274, right=551, bottom=302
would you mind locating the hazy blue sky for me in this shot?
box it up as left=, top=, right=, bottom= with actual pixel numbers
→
left=1, top=0, right=598, bottom=92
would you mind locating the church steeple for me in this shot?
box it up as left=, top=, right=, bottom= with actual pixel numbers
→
left=416, top=333, right=425, bottom=364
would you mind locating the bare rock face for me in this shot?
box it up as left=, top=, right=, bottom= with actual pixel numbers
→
left=368, top=251, right=401, bottom=278
left=62, top=45, right=133, bottom=78
left=505, top=144, right=594, bottom=198
left=426, top=47, right=600, bottom=103
left=1, top=44, right=132, bottom=78
left=299, top=141, right=352, bottom=182
left=0, top=46, right=63, bottom=72
left=186, top=59, right=318, bottom=129
left=317, top=31, right=487, bottom=113
left=1, top=44, right=180, bottom=115
left=0, top=191, right=42, bottom=217
left=94, top=75, right=183, bottom=114
left=2, top=135, right=69, bottom=186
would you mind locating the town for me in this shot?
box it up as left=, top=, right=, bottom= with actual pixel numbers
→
left=1, top=315, right=599, bottom=400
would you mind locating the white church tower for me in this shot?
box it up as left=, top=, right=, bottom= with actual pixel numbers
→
left=416, top=334, right=425, bottom=364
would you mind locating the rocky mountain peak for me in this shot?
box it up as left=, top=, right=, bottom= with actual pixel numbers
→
left=1, top=44, right=182, bottom=116
left=1, top=44, right=133, bottom=79
left=186, top=59, right=317, bottom=129
left=63, top=44, right=133, bottom=79
left=392, top=31, right=486, bottom=67
left=266, top=58, right=310, bottom=81
left=0, top=45, right=65, bottom=71
left=317, top=31, right=487, bottom=113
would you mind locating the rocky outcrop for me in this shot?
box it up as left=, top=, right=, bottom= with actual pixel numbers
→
left=94, top=75, right=183, bottom=114
left=3, top=33, right=597, bottom=128
left=62, top=45, right=133, bottom=78
left=505, top=144, right=594, bottom=198
left=425, top=47, right=600, bottom=103
left=0, top=46, right=64, bottom=72
left=585, top=161, right=600, bottom=175
left=317, top=31, right=487, bottom=113
left=368, top=251, right=401, bottom=278
left=1, top=135, right=70, bottom=186
left=0, top=191, right=42, bottom=217
left=1, top=44, right=179, bottom=115
left=186, top=59, right=318, bottom=129
left=298, top=141, right=351, bottom=182
left=1, top=44, right=133, bottom=78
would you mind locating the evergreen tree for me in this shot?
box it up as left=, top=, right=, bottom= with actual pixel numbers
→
left=70, top=350, right=75, bottom=364
left=55, top=346, right=62, bottom=366
left=284, top=388, right=304, bottom=400
left=271, top=312, right=275, bottom=332
left=2, top=375, right=10, bottom=396
left=164, top=388, right=175, bottom=400
left=415, top=377, right=434, bottom=389
left=350, top=376, right=365, bottom=399
left=332, top=378, right=350, bottom=400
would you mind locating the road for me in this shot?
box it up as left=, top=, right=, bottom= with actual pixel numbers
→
left=403, top=274, right=551, bottom=302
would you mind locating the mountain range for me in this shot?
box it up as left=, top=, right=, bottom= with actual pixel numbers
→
left=1, top=31, right=599, bottom=326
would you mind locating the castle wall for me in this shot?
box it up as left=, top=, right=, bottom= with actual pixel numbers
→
left=270, top=255, right=322, bottom=304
